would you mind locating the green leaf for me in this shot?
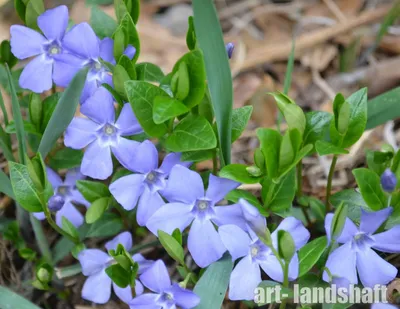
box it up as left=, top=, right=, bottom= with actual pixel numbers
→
left=172, top=50, right=206, bottom=108
left=25, top=0, right=44, bottom=30
left=62, top=216, right=79, bottom=239
left=105, top=264, right=130, bottom=288
left=41, top=93, right=61, bottom=133
left=136, top=62, right=164, bottom=83
left=330, top=189, right=369, bottom=223
left=48, top=147, right=83, bottom=170
left=330, top=202, right=348, bottom=241
left=332, top=93, right=350, bottom=135
left=279, top=130, right=296, bottom=171
left=113, top=64, right=130, bottom=98
left=9, top=162, right=42, bottom=212
left=298, top=236, right=327, bottom=277
left=275, top=144, right=313, bottom=182
left=90, top=6, right=118, bottom=39
left=277, top=230, right=295, bottom=262
left=186, top=16, right=197, bottom=50
left=86, top=213, right=124, bottom=238
left=171, top=61, right=190, bottom=101
left=125, top=80, right=169, bottom=137
left=352, top=168, right=387, bottom=210
left=76, top=180, right=110, bottom=203
left=366, top=87, right=400, bottom=129
left=231, top=106, right=253, bottom=142
left=166, top=114, right=217, bottom=152
left=315, top=140, right=349, bottom=156
left=0, top=286, right=42, bottom=309
left=219, top=164, right=262, bottom=184
left=192, top=0, right=232, bottom=166
left=153, top=96, right=189, bottom=124
left=113, top=13, right=140, bottom=63
left=6, top=120, right=40, bottom=136
left=257, top=128, right=282, bottom=179
left=225, top=189, right=262, bottom=208
left=0, top=169, right=14, bottom=198
left=303, top=111, right=332, bottom=148
left=193, top=253, right=233, bottom=309
left=158, top=230, right=185, bottom=265
left=6, top=65, right=26, bottom=163
left=375, top=2, right=400, bottom=46
left=181, top=150, right=214, bottom=162
left=114, top=0, right=140, bottom=24
left=38, top=69, right=87, bottom=159
left=85, top=197, right=110, bottom=224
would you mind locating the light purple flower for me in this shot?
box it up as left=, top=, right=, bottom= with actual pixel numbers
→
left=372, top=304, right=398, bottom=309
left=10, top=5, right=72, bottom=93
left=78, top=232, right=154, bottom=304
left=64, top=87, right=143, bottom=180
left=58, top=23, right=136, bottom=101
left=219, top=202, right=310, bottom=301
left=129, top=260, right=200, bottom=309
left=110, top=140, right=190, bottom=226
left=323, top=208, right=400, bottom=288
left=33, top=167, right=88, bottom=227
left=146, top=165, right=242, bottom=268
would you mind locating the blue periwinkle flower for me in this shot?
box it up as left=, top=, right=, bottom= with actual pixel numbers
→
left=381, top=168, right=397, bottom=192
left=47, top=194, right=65, bottom=212
left=323, top=208, right=400, bottom=288
left=226, top=42, right=235, bottom=59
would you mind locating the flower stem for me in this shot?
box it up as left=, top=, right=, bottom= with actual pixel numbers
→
left=296, top=161, right=303, bottom=198
left=325, top=155, right=338, bottom=213
left=212, top=150, right=218, bottom=175
left=279, top=262, right=290, bottom=309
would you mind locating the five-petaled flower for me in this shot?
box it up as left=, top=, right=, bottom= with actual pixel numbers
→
left=33, top=167, right=88, bottom=227
left=64, top=87, right=143, bottom=180
left=110, top=140, right=190, bottom=226
left=129, top=259, right=200, bottom=309
left=78, top=232, right=154, bottom=304
left=323, top=208, right=400, bottom=288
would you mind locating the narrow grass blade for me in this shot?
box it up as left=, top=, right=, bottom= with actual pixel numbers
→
left=38, top=69, right=87, bottom=159
left=366, top=87, right=400, bottom=129
left=31, top=216, right=52, bottom=263
left=192, top=0, right=233, bottom=166
left=0, top=124, right=14, bottom=162
left=0, top=168, right=14, bottom=198
left=0, top=286, right=42, bottom=309
left=0, top=89, right=9, bottom=125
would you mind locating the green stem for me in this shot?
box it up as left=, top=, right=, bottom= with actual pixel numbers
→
left=279, top=262, right=289, bottom=309
left=212, top=150, right=218, bottom=175
left=30, top=215, right=52, bottom=263
left=325, top=155, right=338, bottom=213
left=296, top=161, right=302, bottom=198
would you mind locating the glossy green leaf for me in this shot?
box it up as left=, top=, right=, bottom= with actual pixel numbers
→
left=135, top=62, right=164, bottom=83
left=40, top=93, right=61, bottom=133
left=298, top=236, right=327, bottom=277
left=0, top=286, right=42, bottom=309
left=113, top=64, right=130, bottom=98
left=9, top=162, right=42, bottom=212
left=257, top=128, right=282, bottom=179
left=153, top=96, right=189, bottom=124
left=192, top=0, right=232, bottom=166
left=113, top=13, right=140, bottom=63
left=366, top=87, right=400, bottom=129
left=172, top=61, right=190, bottom=101
left=220, top=164, right=262, bottom=184
left=90, top=6, right=118, bottom=39
left=303, top=111, right=332, bottom=148
left=186, top=16, right=197, bottom=50
left=166, top=114, right=217, bottom=152
left=193, top=253, right=233, bottom=309
left=25, top=0, right=44, bottom=30
left=86, top=213, right=124, bottom=238
left=48, top=147, right=83, bottom=170
left=105, top=264, right=130, bottom=288
left=0, top=168, right=14, bottom=198
left=6, top=120, right=40, bottom=136
left=330, top=189, right=369, bottom=223
left=158, top=230, right=185, bottom=265
left=231, top=106, right=253, bottom=142
left=330, top=202, right=348, bottom=241
left=76, top=180, right=110, bottom=203
left=115, top=0, right=140, bottom=24
left=38, top=69, right=87, bottom=159
left=276, top=144, right=313, bottom=182
left=352, top=168, right=387, bottom=210
left=86, top=197, right=110, bottom=224
left=125, top=80, right=169, bottom=137
left=315, top=140, right=349, bottom=156
left=277, top=230, right=295, bottom=262
left=279, top=130, right=295, bottom=171
left=332, top=93, right=350, bottom=135
left=0, top=124, right=14, bottom=162
left=62, top=216, right=79, bottom=239
left=225, top=189, right=262, bottom=208
left=181, top=150, right=214, bottom=162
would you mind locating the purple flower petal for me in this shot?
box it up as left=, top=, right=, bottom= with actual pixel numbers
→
left=218, top=224, right=251, bottom=261
left=229, top=255, right=261, bottom=301
left=168, top=283, right=200, bottom=308
left=113, top=282, right=133, bottom=304
left=135, top=279, right=144, bottom=296
left=78, top=249, right=110, bottom=276
left=55, top=202, right=84, bottom=227
left=372, top=225, right=400, bottom=253
left=110, top=174, right=146, bottom=211
left=159, top=152, right=191, bottom=175
left=81, top=87, right=115, bottom=124
left=137, top=189, right=165, bottom=226
left=133, top=254, right=155, bottom=274
left=105, top=231, right=133, bottom=252
left=324, top=213, right=358, bottom=244
left=356, top=247, right=398, bottom=287
left=81, top=77, right=100, bottom=103
left=213, top=203, right=247, bottom=230
left=19, top=55, right=53, bottom=93
left=146, top=202, right=194, bottom=235
left=115, top=104, right=143, bottom=136
left=70, top=189, right=90, bottom=207
left=63, top=22, right=100, bottom=59
left=259, top=254, right=284, bottom=282
left=128, top=293, right=159, bottom=309
left=360, top=207, right=393, bottom=234
left=33, top=212, right=45, bottom=220
left=37, top=5, right=68, bottom=41
left=81, top=142, right=113, bottom=180
left=239, top=198, right=266, bottom=235
left=64, top=118, right=98, bottom=149
left=323, top=242, right=357, bottom=285
left=81, top=270, right=112, bottom=304
left=46, top=166, right=62, bottom=188
left=162, top=165, right=204, bottom=203
left=139, top=260, right=171, bottom=293
left=272, top=217, right=310, bottom=250
left=372, top=304, right=398, bottom=309
left=111, top=137, right=140, bottom=171
left=124, top=45, right=136, bottom=60
left=287, top=253, right=299, bottom=281
left=53, top=53, right=85, bottom=87
left=125, top=140, right=158, bottom=174
left=205, top=174, right=239, bottom=204
left=188, top=219, right=226, bottom=268
left=100, top=38, right=115, bottom=64
left=10, top=25, right=46, bottom=59
left=64, top=167, right=85, bottom=186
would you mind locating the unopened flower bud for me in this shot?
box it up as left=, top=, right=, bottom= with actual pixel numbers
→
left=48, top=194, right=65, bottom=212
left=381, top=169, right=397, bottom=192
left=225, top=42, right=235, bottom=59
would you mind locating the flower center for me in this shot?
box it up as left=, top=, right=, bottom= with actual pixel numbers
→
left=352, top=232, right=374, bottom=251
left=47, top=44, right=61, bottom=56
left=198, top=201, right=208, bottom=210
left=92, top=61, right=103, bottom=72
left=250, top=245, right=259, bottom=257
left=146, top=171, right=157, bottom=182
left=57, top=185, right=71, bottom=197
left=103, top=124, right=116, bottom=136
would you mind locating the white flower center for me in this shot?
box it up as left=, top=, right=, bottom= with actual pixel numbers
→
left=251, top=246, right=259, bottom=257
left=146, top=172, right=156, bottom=182
left=198, top=201, right=208, bottom=210
left=104, top=124, right=116, bottom=136
left=93, top=61, right=103, bottom=71
left=49, top=46, right=61, bottom=55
